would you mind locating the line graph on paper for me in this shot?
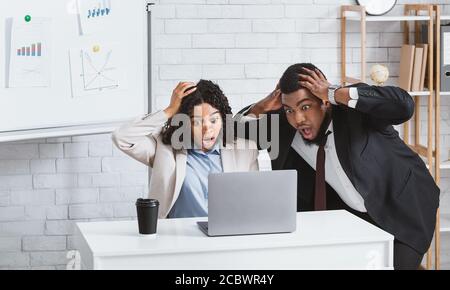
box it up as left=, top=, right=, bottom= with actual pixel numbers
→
left=69, top=43, right=123, bottom=97
left=80, top=48, right=118, bottom=91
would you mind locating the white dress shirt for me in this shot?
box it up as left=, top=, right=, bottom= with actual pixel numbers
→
left=240, top=87, right=366, bottom=211
left=290, top=88, right=367, bottom=212
left=291, top=87, right=365, bottom=212
left=347, top=87, right=360, bottom=109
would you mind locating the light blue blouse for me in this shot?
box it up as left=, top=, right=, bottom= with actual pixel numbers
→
left=168, top=144, right=223, bottom=218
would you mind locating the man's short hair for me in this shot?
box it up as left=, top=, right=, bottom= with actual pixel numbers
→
left=279, top=63, right=327, bottom=95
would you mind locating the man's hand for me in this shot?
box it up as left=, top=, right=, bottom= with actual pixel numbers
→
left=299, top=68, right=331, bottom=103
left=164, top=82, right=197, bottom=118
left=249, top=83, right=282, bottom=118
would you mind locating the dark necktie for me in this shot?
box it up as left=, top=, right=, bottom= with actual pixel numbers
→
left=315, top=131, right=331, bottom=211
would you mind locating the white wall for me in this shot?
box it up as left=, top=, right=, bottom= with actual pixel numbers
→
left=0, top=0, right=449, bottom=269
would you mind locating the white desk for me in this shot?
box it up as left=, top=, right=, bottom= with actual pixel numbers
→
left=75, top=210, right=393, bottom=270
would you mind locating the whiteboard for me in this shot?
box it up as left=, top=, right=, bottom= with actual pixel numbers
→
left=0, top=0, right=151, bottom=142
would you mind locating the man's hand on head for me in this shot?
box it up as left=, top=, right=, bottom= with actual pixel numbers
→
left=298, top=68, right=331, bottom=104
left=249, top=82, right=282, bottom=118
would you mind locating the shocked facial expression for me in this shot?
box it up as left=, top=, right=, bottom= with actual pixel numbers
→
left=191, top=103, right=223, bottom=152
left=282, top=89, right=329, bottom=142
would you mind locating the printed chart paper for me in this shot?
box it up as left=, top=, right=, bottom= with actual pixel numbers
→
left=69, top=43, right=124, bottom=97
left=77, top=0, right=115, bottom=35
left=7, top=17, right=52, bottom=88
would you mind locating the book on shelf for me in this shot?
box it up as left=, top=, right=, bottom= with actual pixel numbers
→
left=399, top=44, right=416, bottom=91
left=417, top=43, right=428, bottom=91
left=411, top=46, right=424, bottom=92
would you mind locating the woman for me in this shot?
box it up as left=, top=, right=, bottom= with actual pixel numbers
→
left=112, top=80, right=259, bottom=218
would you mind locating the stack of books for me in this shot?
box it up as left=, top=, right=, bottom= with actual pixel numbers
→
left=398, top=44, right=429, bottom=92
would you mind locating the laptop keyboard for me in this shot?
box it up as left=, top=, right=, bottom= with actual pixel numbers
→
left=198, top=221, right=209, bottom=232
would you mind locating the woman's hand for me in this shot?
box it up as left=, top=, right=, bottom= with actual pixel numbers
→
left=164, top=82, right=197, bottom=118
left=299, top=68, right=331, bottom=103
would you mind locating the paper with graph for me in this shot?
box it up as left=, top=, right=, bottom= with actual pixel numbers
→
left=6, top=17, right=52, bottom=88
left=77, top=0, right=115, bottom=35
left=69, top=43, right=124, bottom=97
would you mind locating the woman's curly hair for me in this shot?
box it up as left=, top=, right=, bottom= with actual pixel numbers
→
left=161, top=80, right=233, bottom=148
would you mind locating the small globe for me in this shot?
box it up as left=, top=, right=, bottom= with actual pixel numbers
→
left=370, top=64, right=389, bottom=85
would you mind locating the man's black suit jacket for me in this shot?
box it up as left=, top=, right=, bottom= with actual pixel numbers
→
left=237, top=83, right=440, bottom=254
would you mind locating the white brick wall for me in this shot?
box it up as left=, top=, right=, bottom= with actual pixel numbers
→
left=0, top=0, right=449, bottom=269
left=22, top=236, right=67, bottom=252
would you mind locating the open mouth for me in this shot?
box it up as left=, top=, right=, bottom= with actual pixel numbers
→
left=299, top=127, right=313, bottom=140
left=202, top=136, right=216, bottom=147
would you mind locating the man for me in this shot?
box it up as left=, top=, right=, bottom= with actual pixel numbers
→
left=236, top=63, right=440, bottom=270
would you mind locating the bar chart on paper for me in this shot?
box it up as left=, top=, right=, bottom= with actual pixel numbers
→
left=87, top=0, right=111, bottom=19
left=6, top=17, right=51, bottom=88
left=78, top=0, right=115, bottom=35
left=17, top=43, right=42, bottom=57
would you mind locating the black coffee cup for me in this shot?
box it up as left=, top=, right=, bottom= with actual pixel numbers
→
left=136, top=198, right=159, bottom=235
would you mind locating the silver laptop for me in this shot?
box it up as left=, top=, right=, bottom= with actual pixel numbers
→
left=197, top=170, right=297, bottom=237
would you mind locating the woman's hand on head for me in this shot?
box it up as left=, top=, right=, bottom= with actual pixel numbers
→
left=164, top=82, right=197, bottom=118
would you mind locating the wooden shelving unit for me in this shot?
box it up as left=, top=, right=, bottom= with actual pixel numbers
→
left=434, top=5, right=442, bottom=270
left=341, top=4, right=444, bottom=270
